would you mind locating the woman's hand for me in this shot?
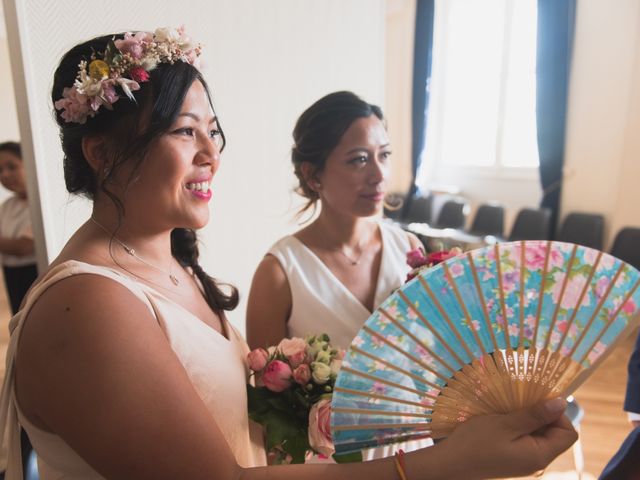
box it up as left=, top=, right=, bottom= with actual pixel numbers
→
left=438, top=398, right=578, bottom=479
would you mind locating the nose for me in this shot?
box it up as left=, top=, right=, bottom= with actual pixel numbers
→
left=196, top=132, right=221, bottom=171
left=368, top=157, right=387, bottom=185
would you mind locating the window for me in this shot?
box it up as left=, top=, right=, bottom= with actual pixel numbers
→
left=423, top=0, right=539, bottom=173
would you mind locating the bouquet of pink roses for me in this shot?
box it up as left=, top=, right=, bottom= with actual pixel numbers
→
left=246, top=334, right=351, bottom=464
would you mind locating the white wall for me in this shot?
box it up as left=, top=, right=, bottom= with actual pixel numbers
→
left=0, top=0, right=20, bottom=203
left=4, top=0, right=386, bottom=331
left=562, top=0, right=640, bottom=247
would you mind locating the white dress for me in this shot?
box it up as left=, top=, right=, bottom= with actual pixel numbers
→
left=0, top=261, right=266, bottom=479
left=267, top=221, right=432, bottom=459
left=267, top=220, right=411, bottom=349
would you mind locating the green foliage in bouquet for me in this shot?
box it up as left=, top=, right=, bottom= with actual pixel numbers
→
left=246, top=334, right=361, bottom=464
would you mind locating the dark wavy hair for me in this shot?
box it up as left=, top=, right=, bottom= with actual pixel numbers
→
left=291, top=91, right=384, bottom=216
left=52, top=33, right=237, bottom=312
left=0, top=141, right=22, bottom=159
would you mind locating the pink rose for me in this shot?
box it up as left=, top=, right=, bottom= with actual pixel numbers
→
left=247, top=348, right=269, bottom=372
left=262, top=360, right=292, bottom=392
left=308, top=398, right=334, bottom=457
left=292, top=363, right=311, bottom=385
left=129, top=66, right=150, bottom=83
left=406, top=247, right=428, bottom=268
left=278, top=337, right=307, bottom=368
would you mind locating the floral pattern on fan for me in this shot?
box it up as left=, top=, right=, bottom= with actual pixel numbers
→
left=331, top=241, right=640, bottom=454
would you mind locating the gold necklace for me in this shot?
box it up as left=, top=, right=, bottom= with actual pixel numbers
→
left=90, top=217, right=180, bottom=286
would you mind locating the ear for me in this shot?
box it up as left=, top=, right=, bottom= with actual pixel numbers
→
left=81, top=136, right=109, bottom=174
left=300, top=161, right=321, bottom=191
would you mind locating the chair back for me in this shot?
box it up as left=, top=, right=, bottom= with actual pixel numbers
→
left=468, top=203, right=505, bottom=237
left=556, top=212, right=605, bottom=249
left=435, top=199, right=468, bottom=229
left=610, top=227, right=640, bottom=270
left=509, top=207, right=552, bottom=241
left=402, top=194, right=433, bottom=224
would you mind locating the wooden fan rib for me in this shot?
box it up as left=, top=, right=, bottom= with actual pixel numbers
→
left=416, top=277, right=476, bottom=362
left=397, top=290, right=466, bottom=367
left=555, top=250, right=603, bottom=355
left=340, top=365, right=432, bottom=398
left=332, top=422, right=433, bottom=432
left=575, top=276, right=640, bottom=367
left=333, top=386, right=434, bottom=408
left=467, top=252, right=500, bottom=351
left=494, top=243, right=512, bottom=351
left=533, top=241, right=553, bottom=346
left=442, top=263, right=487, bottom=356
left=543, top=244, right=579, bottom=351
left=361, top=325, right=449, bottom=383
left=567, top=263, right=626, bottom=361
left=378, top=307, right=455, bottom=377
left=350, top=345, right=442, bottom=392
left=332, top=407, right=431, bottom=419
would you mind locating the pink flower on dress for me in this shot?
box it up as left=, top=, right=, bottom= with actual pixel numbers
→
left=308, top=398, right=334, bottom=457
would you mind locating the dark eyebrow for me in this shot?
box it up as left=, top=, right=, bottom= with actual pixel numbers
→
left=177, top=112, right=217, bottom=124
left=345, top=143, right=390, bottom=155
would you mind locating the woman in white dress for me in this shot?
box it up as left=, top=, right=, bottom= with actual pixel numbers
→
left=0, top=29, right=577, bottom=480
left=247, top=92, right=423, bottom=351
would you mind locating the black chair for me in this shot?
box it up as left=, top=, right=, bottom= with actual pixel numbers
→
left=611, top=227, right=640, bottom=270
left=556, top=212, right=605, bottom=250
left=434, top=199, right=468, bottom=229
left=508, top=207, right=551, bottom=241
left=468, top=203, right=505, bottom=237
left=402, top=194, right=433, bottom=224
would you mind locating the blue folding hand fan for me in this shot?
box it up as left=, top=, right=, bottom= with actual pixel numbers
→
left=330, top=241, right=640, bottom=454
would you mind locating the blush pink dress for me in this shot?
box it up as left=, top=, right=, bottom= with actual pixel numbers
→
left=0, top=260, right=265, bottom=479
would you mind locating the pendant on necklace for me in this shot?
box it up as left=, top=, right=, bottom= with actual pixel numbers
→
left=170, top=274, right=180, bottom=286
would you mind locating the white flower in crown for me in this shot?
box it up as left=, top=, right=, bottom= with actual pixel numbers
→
left=55, top=26, right=202, bottom=124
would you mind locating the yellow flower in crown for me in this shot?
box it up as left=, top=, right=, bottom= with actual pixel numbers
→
left=88, top=60, right=110, bottom=80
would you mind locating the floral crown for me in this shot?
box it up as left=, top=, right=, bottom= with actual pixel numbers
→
left=54, top=26, right=202, bottom=124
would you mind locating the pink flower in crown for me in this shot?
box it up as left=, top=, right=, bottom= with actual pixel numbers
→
left=54, top=86, right=92, bottom=124
left=101, top=83, right=119, bottom=104
left=114, top=31, right=152, bottom=59
left=129, top=66, right=150, bottom=83
left=261, top=360, right=292, bottom=392
left=308, top=398, right=334, bottom=457
left=278, top=337, right=307, bottom=368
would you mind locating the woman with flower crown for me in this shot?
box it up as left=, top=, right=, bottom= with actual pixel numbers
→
left=0, top=27, right=577, bottom=480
